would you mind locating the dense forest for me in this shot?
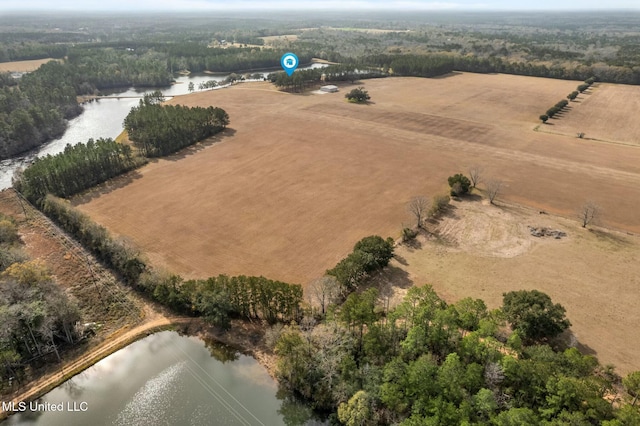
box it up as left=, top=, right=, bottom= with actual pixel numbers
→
left=0, top=215, right=82, bottom=391
left=123, top=91, right=229, bottom=157
left=275, top=284, right=640, bottom=425
left=0, top=61, right=80, bottom=159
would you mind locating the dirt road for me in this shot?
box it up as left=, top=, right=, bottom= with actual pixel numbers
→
left=0, top=313, right=192, bottom=421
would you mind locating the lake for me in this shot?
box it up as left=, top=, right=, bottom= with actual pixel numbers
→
left=4, top=331, right=319, bottom=426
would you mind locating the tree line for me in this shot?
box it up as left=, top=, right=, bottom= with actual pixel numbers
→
left=123, top=91, right=229, bottom=157
left=361, top=54, right=455, bottom=78
left=34, top=195, right=303, bottom=330
left=540, top=77, right=596, bottom=123
left=146, top=274, right=303, bottom=329
left=0, top=42, right=68, bottom=63
left=269, top=64, right=386, bottom=93
left=14, top=138, right=145, bottom=204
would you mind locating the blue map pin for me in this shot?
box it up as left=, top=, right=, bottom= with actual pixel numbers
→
left=280, top=53, right=299, bottom=76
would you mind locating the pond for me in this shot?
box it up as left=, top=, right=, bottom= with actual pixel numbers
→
left=4, top=331, right=320, bottom=426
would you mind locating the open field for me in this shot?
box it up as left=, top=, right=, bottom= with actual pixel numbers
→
left=540, top=83, right=640, bottom=146
left=259, top=34, right=299, bottom=45
left=382, top=197, right=640, bottom=375
left=0, top=58, right=59, bottom=72
left=75, top=74, right=640, bottom=288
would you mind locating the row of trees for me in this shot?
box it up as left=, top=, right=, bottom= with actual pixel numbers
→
left=145, top=274, right=303, bottom=329
left=41, top=195, right=147, bottom=286
left=275, top=284, right=640, bottom=425
left=450, top=55, right=640, bottom=85
left=269, top=64, right=386, bottom=93
left=540, top=78, right=596, bottom=123
left=123, top=91, right=229, bottom=157
left=14, top=138, right=145, bottom=203
left=34, top=195, right=303, bottom=329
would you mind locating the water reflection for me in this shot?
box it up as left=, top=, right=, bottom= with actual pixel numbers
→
left=4, top=331, right=320, bottom=426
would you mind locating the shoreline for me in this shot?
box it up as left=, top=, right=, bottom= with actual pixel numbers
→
left=0, top=318, right=192, bottom=421
left=0, top=317, right=277, bottom=422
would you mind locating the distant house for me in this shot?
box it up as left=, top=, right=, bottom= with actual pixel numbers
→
left=320, top=85, right=339, bottom=93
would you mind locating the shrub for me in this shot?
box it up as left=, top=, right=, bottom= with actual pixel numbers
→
left=345, top=87, right=370, bottom=103
left=402, top=227, right=418, bottom=242
left=448, top=174, right=471, bottom=196
left=429, top=193, right=450, bottom=217
left=0, top=219, right=19, bottom=244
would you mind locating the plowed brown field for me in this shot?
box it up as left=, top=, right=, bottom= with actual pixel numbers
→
left=540, top=83, right=640, bottom=146
left=74, top=74, right=640, bottom=286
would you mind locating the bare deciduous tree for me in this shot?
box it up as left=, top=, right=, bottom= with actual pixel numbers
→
left=486, top=179, right=503, bottom=204
left=407, top=196, right=429, bottom=228
left=468, top=165, right=484, bottom=188
left=309, top=276, right=338, bottom=315
left=579, top=201, right=600, bottom=228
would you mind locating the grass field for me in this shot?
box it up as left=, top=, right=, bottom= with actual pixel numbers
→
left=540, top=83, right=640, bottom=146
left=380, top=197, right=640, bottom=375
left=0, top=58, right=59, bottom=72
left=71, top=72, right=640, bottom=373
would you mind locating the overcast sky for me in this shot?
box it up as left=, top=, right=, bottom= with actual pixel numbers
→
left=3, top=0, right=639, bottom=12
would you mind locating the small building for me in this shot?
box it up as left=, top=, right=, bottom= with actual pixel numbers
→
left=320, top=85, right=339, bottom=93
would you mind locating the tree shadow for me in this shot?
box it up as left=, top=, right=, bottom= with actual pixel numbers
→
left=589, top=228, right=633, bottom=247
left=441, top=203, right=460, bottom=220
left=432, top=71, right=463, bottom=79
left=165, top=128, right=236, bottom=162
left=462, top=193, right=483, bottom=202
left=401, top=235, right=423, bottom=251
left=366, top=264, right=414, bottom=302
left=72, top=170, right=144, bottom=205
left=560, top=329, right=599, bottom=356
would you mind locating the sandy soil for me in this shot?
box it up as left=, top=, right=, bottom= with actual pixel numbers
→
left=386, top=196, right=640, bottom=375
left=74, top=74, right=640, bottom=290
left=0, top=58, right=59, bottom=72
left=539, top=83, right=640, bottom=146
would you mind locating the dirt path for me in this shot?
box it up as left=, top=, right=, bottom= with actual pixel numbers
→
left=0, top=315, right=193, bottom=421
